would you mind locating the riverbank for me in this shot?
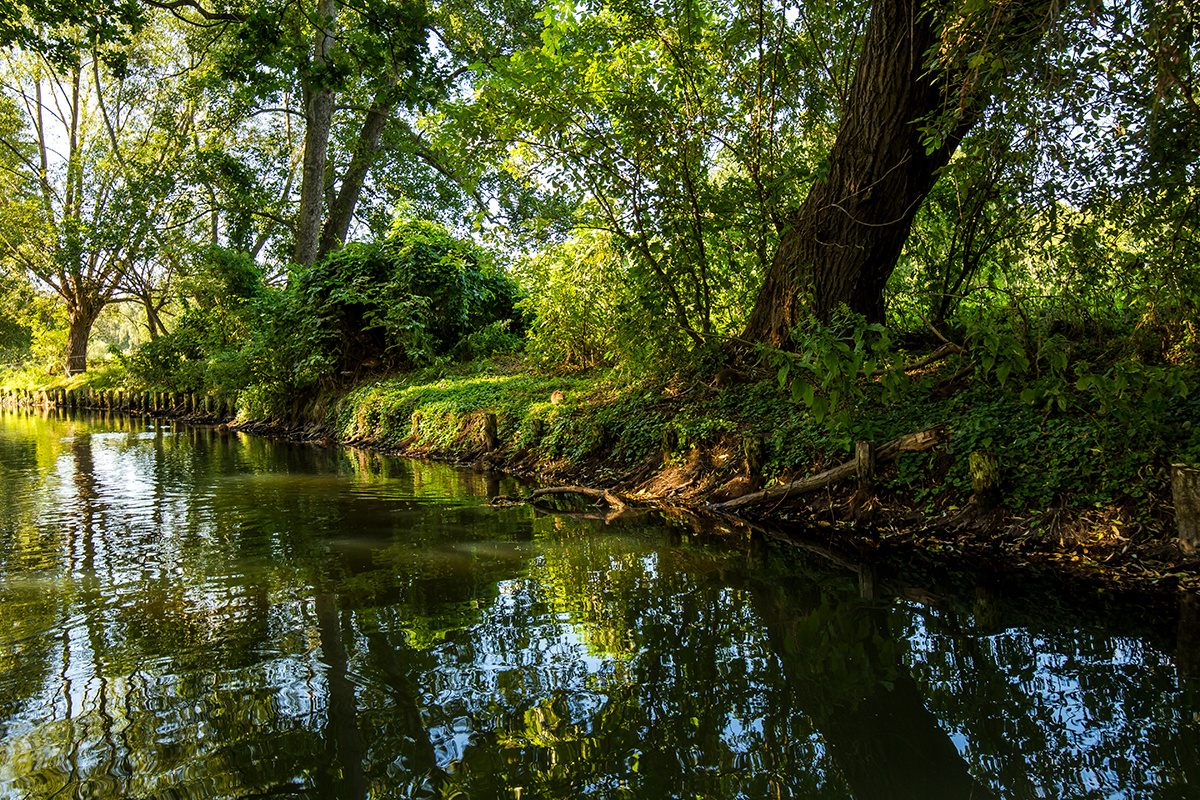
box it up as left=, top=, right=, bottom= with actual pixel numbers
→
left=5, top=353, right=1199, bottom=594
left=242, top=356, right=1199, bottom=596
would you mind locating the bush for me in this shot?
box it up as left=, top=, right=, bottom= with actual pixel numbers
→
left=516, top=230, right=692, bottom=373
left=287, top=218, right=523, bottom=378
left=124, top=247, right=266, bottom=393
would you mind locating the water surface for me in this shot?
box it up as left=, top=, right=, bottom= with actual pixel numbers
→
left=0, top=408, right=1196, bottom=798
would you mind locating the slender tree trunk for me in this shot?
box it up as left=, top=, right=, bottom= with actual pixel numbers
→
left=142, top=293, right=165, bottom=341
left=316, top=83, right=398, bottom=261
left=293, top=0, right=339, bottom=269
left=742, top=0, right=997, bottom=343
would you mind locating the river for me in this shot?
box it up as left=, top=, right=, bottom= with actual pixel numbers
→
left=0, top=408, right=1196, bottom=798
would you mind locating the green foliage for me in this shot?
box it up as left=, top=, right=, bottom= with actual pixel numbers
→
left=450, top=0, right=845, bottom=352
left=122, top=247, right=265, bottom=393
left=929, top=382, right=1189, bottom=512
left=965, top=317, right=1030, bottom=389
left=0, top=267, right=51, bottom=366
left=124, top=333, right=203, bottom=392
left=455, top=319, right=524, bottom=361
left=516, top=231, right=691, bottom=373
left=769, top=308, right=916, bottom=432
left=289, top=218, right=522, bottom=377
left=118, top=220, right=523, bottom=412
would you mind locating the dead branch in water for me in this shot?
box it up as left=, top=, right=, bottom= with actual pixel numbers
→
left=514, top=485, right=634, bottom=511
left=707, top=425, right=947, bottom=512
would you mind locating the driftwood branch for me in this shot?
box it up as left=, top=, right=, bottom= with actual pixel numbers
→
left=707, top=425, right=947, bottom=512
left=531, top=506, right=648, bottom=524
left=526, top=485, right=633, bottom=511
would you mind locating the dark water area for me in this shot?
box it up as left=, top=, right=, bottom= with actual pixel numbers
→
left=0, top=408, right=1197, bottom=799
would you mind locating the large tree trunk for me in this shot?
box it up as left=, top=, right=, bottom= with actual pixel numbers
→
left=743, top=0, right=983, bottom=344
left=64, top=298, right=102, bottom=375
left=316, top=82, right=398, bottom=261
left=293, top=0, right=339, bottom=269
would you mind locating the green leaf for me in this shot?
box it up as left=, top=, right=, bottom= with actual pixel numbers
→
left=811, top=395, right=828, bottom=422
left=797, top=381, right=814, bottom=407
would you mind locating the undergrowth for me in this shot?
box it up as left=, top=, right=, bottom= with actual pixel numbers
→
left=318, top=347, right=1195, bottom=538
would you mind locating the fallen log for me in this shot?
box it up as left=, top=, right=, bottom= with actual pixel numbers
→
left=526, top=485, right=632, bottom=511
left=707, top=425, right=947, bottom=512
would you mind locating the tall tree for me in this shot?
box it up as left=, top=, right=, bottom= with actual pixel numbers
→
left=148, top=0, right=434, bottom=269
left=741, top=0, right=1054, bottom=343
left=0, top=22, right=197, bottom=373
left=3, top=0, right=434, bottom=273
left=450, top=0, right=858, bottom=344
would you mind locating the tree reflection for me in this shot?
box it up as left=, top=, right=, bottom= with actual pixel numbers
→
left=1, top=410, right=1199, bottom=799
left=750, top=577, right=997, bottom=800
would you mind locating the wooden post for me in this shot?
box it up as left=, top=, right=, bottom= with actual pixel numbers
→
left=855, top=439, right=875, bottom=494
left=969, top=450, right=1001, bottom=509
left=530, top=417, right=546, bottom=444
left=744, top=435, right=766, bottom=474
left=662, top=427, right=679, bottom=457
left=1172, top=464, right=1200, bottom=555
left=483, top=412, right=499, bottom=451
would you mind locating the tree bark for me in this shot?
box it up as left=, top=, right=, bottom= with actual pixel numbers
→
left=65, top=297, right=102, bottom=375
left=317, top=81, right=398, bottom=261
left=743, top=0, right=982, bottom=343
left=293, top=0, right=339, bottom=269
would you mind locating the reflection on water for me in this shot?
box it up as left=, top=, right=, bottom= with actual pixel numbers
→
left=0, top=407, right=1197, bottom=799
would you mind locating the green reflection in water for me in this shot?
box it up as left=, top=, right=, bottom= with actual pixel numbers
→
left=0, top=407, right=1197, bottom=799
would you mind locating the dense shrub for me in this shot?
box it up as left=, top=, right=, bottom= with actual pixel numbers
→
left=286, top=218, right=523, bottom=379
left=515, top=231, right=693, bottom=373
left=124, top=247, right=264, bottom=393
left=121, top=220, right=522, bottom=409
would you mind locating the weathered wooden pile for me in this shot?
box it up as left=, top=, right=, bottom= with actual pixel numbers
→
left=0, top=387, right=237, bottom=423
